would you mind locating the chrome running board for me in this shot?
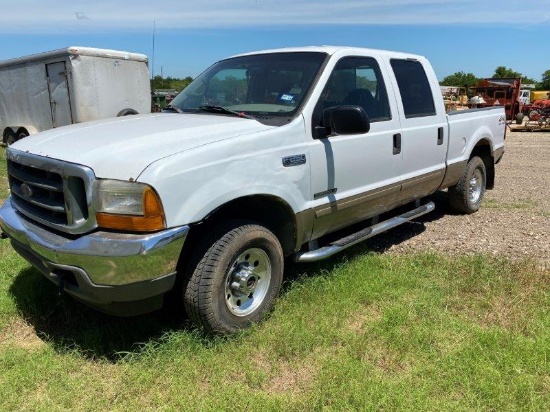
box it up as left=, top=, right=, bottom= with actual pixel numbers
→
left=295, top=201, right=435, bottom=263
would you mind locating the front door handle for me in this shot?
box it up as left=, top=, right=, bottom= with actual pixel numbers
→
left=437, top=127, right=444, bottom=145
left=393, top=133, right=401, bottom=155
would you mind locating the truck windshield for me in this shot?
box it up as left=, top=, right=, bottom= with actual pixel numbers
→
left=170, top=52, right=328, bottom=119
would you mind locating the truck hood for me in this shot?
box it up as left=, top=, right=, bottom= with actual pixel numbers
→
left=11, top=113, right=275, bottom=179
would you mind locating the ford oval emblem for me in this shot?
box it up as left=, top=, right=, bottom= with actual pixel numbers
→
left=21, top=183, right=33, bottom=198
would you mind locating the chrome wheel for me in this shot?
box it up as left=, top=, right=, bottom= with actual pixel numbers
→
left=448, top=156, right=486, bottom=214
left=184, top=221, right=284, bottom=335
left=468, top=168, right=483, bottom=204
left=225, top=248, right=271, bottom=317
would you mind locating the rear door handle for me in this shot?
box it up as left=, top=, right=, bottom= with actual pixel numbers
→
left=393, top=133, right=401, bottom=155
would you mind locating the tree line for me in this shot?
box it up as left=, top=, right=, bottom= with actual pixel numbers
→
left=151, top=75, right=193, bottom=92
left=441, top=67, right=550, bottom=90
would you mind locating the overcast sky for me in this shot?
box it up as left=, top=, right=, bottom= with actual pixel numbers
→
left=1, top=0, right=549, bottom=80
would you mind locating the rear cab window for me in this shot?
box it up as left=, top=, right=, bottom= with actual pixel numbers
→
left=390, top=59, right=436, bottom=118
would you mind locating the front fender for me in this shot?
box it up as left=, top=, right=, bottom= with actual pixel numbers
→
left=137, top=117, right=310, bottom=227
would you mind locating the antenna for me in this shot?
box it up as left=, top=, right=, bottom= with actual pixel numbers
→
left=151, top=20, right=156, bottom=81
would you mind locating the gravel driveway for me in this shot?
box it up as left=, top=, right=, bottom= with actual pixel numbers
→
left=370, top=130, right=550, bottom=268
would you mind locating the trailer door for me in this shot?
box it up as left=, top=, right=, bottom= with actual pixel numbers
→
left=46, top=61, right=73, bottom=127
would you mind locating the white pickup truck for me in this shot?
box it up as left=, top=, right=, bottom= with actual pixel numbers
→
left=0, top=46, right=505, bottom=334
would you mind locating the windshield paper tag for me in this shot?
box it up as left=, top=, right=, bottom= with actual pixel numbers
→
left=280, top=94, right=294, bottom=102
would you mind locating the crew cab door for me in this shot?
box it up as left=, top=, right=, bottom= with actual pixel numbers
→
left=308, top=55, right=403, bottom=239
left=386, top=58, right=448, bottom=202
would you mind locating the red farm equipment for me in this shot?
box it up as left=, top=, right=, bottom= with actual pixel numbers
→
left=468, top=78, right=522, bottom=123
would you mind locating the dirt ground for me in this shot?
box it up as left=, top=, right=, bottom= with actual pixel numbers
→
left=373, top=129, right=550, bottom=268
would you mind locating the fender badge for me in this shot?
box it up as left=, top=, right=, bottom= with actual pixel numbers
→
left=282, top=154, right=306, bottom=167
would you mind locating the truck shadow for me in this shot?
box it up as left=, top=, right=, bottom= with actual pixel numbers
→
left=362, top=192, right=451, bottom=252
left=9, top=194, right=451, bottom=361
left=8, top=268, right=191, bottom=362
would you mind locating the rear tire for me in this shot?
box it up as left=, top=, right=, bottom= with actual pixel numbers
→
left=448, top=156, right=487, bottom=214
left=16, top=128, right=29, bottom=141
left=183, top=220, right=284, bottom=335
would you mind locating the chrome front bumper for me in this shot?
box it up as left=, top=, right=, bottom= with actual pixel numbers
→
left=0, top=197, right=189, bottom=315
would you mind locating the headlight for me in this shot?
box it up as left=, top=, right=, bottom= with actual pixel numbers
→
left=94, top=180, right=166, bottom=232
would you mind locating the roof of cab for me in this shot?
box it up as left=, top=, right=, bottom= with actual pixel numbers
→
left=230, top=45, right=425, bottom=61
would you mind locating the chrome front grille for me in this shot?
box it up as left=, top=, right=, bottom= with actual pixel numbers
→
left=8, top=161, right=67, bottom=224
left=6, top=149, right=97, bottom=234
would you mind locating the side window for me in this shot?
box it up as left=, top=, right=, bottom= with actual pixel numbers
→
left=316, top=56, right=391, bottom=123
left=390, top=59, right=436, bottom=118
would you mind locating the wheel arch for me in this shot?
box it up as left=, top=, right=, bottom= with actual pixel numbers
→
left=181, top=194, right=302, bottom=265
left=4, top=125, right=38, bottom=143
left=117, top=108, right=139, bottom=116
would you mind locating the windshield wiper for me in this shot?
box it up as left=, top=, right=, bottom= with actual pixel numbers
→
left=198, top=105, right=254, bottom=119
left=162, top=105, right=184, bottom=113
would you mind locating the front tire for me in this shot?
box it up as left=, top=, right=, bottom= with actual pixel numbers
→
left=448, top=156, right=487, bottom=214
left=515, top=112, right=524, bottom=125
left=3, top=130, right=16, bottom=146
left=183, top=221, right=284, bottom=335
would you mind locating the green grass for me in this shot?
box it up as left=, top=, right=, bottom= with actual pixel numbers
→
left=1, top=147, right=549, bottom=410
left=483, top=198, right=549, bottom=217
left=0, top=146, right=9, bottom=203
left=483, top=198, right=540, bottom=210
left=1, top=241, right=549, bottom=410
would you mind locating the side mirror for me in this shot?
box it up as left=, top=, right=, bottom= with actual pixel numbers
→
left=318, top=106, right=370, bottom=138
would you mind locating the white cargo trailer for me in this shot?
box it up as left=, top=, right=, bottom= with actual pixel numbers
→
left=0, top=46, right=151, bottom=145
